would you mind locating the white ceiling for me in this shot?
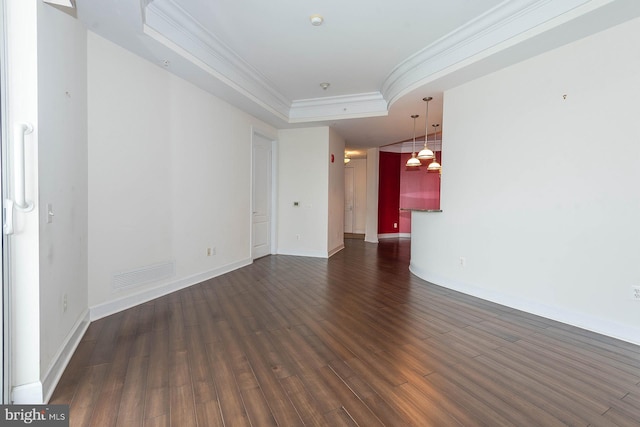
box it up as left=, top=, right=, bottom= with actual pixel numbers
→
left=76, top=0, right=640, bottom=156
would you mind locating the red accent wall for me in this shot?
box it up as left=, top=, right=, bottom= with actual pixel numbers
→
left=399, top=152, right=441, bottom=233
left=378, top=152, right=401, bottom=234
left=378, top=151, right=442, bottom=235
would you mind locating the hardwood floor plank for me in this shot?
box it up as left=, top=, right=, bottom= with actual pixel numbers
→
left=169, top=384, right=196, bottom=427
left=279, top=375, right=329, bottom=427
left=423, top=372, right=515, bottom=427
left=50, top=239, right=640, bottom=427
left=116, top=356, right=149, bottom=425
left=168, top=350, right=197, bottom=425
left=143, top=328, right=170, bottom=420
left=206, top=346, right=252, bottom=427
left=143, top=414, right=169, bottom=427
left=194, top=400, right=224, bottom=427
left=474, top=351, right=606, bottom=424
left=239, top=386, right=280, bottom=427
left=238, top=335, right=304, bottom=426
left=184, top=326, right=217, bottom=404
left=315, top=364, right=385, bottom=427
left=327, top=360, right=411, bottom=426
left=87, top=333, right=137, bottom=427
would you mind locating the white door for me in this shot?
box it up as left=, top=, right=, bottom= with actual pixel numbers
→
left=344, top=167, right=354, bottom=233
left=252, top=134, right=272, bottom=259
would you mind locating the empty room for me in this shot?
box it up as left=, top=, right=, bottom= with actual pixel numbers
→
left=2, top=0, right=640, bottom=425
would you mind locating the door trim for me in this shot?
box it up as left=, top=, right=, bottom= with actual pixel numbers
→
left=0, top=0, right=10, bottom=403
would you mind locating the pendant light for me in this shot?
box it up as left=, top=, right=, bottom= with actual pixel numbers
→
left=427, top=123, right=442, bottom=172
left=406, top=114, right=421, bottom=167
left=417, top=97, right=435, bottom=160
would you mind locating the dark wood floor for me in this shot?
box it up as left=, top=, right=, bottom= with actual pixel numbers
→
left=50, top=239, right=640, bottom=426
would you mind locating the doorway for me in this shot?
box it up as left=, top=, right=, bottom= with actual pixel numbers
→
left=251, top=131, right=274, bottom=259
left=344, top=166, right=354, bottom=234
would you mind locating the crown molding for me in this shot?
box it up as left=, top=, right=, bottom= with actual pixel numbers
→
left=144, top=0, right=391, bottom=123
left=43, top=0, right=75, bottom=8
left=144, top=0, right=292, bottom=121
left=382, top=0, right=597, bottom=105
left=143, top=0, right=609, bottom=125
left=289, top=92, right=388, bottom=123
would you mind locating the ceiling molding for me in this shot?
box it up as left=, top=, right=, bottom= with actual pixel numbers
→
left=144, top=0, right=292, bottom=120
left=43, top=0, right=75, bottom=7
left=382, top=0, right=595, bottom=106
left=142, top=0, right=611, bottom=126
left=289, top=92, right=388, bottom=123
left=145, top=0, right=392, bottom=123
left=380, top=140, right=442, bottom=154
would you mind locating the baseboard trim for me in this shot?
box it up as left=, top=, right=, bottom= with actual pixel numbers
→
left=90, top=258, right=252, bottom=321
left=410, top=263, right=640, bottom=346
left=12, top=382, right=43, bottom=404
left=276, top=249, right=329, bottom=258
left=328, top=243, right=345, bottom=257
left=364, top=233, right=379, bottom=243
left=42, top=309, right=90, bottom=403
left=378, top=233, right=411, bottom=239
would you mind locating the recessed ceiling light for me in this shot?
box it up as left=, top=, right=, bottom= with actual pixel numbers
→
left=310, top=14, right=324, bottom=26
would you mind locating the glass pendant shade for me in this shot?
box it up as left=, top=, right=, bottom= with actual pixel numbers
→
left=406, top=154, right=421, bottom=167
left=417, top=146, right=434, bottom=160
left=427, top=159, right=441, bottom=171
left=427, top=122, right=442, bottom=172
left=418, top=96, right=435, bottom=160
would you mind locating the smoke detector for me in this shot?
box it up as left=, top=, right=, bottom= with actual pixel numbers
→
left=310, top=15, right=324, bottom=26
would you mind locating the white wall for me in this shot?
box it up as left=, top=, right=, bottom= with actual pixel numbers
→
left=328, top=128, right=345, bottom=256
left=364, top=148, right=379, bottom=243
left=36, top=2, right=89, bottom=401
left=411, top=16, right=640, bottom=344
left=277, top=127, right=329, bottom=257
left=87, top=32, right=276, bottom=316
left=345, top=158, right=367, bottom=234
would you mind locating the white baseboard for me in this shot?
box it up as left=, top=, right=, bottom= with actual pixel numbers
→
left=378, top=233, right=411, bottom=239
left=410, top=263, right=640, bottom=346
left=276, top=248, right=329, bottom=258
left=328, top=244, right=345, bottom=257
left=42, top=309, right=90, bottom=403
left=90, top=258, right=252, bottom=321
left=12, top=382, right=43, bottom=404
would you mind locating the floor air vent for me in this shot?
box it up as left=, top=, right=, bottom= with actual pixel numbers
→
left=112, top=261, right=175, bottom=289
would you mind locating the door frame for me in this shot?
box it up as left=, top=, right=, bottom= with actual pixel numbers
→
left=0, top=0, right=10, bottom=403
left=344, top=165, right=355, bottom=234
left=250, top=126, right=277, bottom=258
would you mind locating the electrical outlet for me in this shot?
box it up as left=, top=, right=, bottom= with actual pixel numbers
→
left=63, top=294, right=68, bottom=312
left=393, top=222, right=398, bottom=229
left=460, top=257, right=466, bottom=268
left=206, top=247, right=213, bottom=256
left=632, top=286, right=640, bottom=301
